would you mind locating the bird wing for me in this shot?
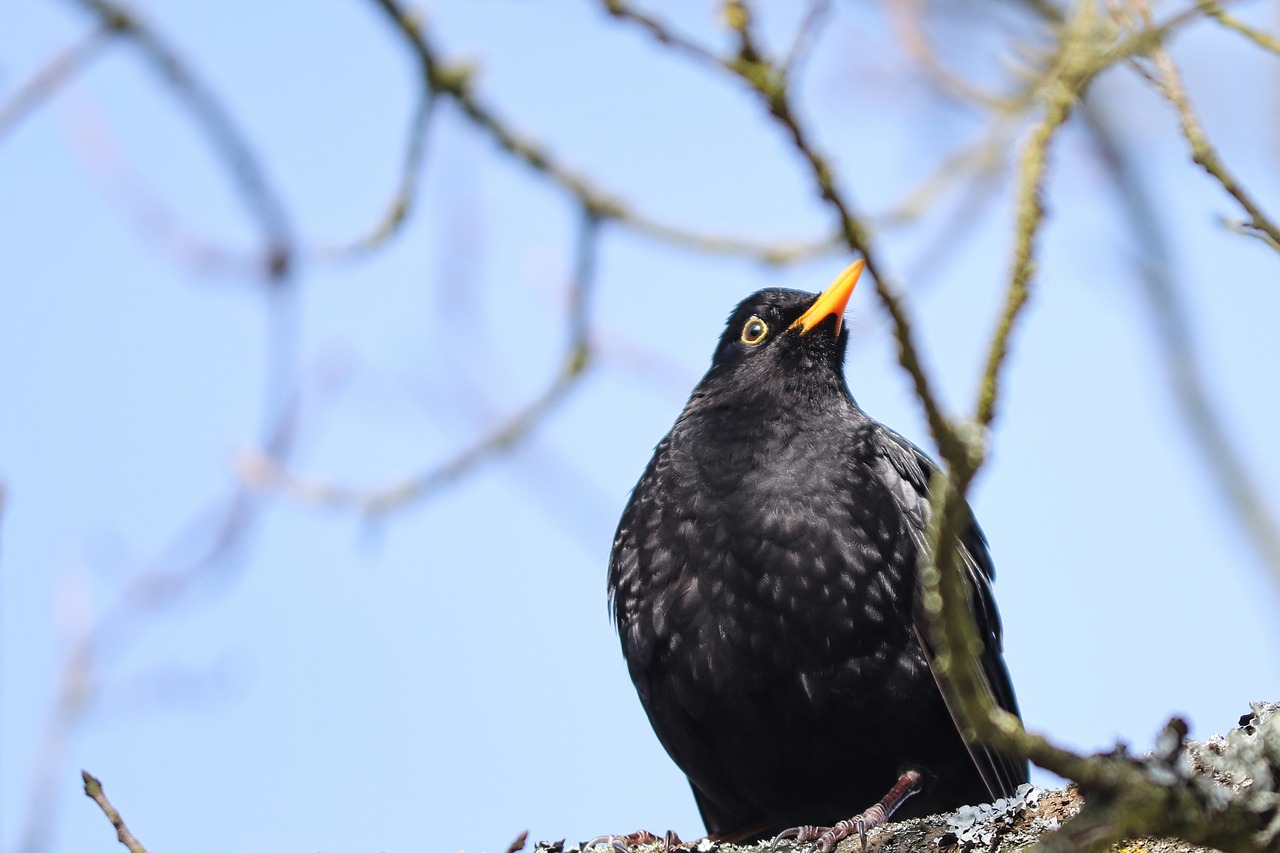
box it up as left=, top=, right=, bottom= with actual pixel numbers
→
left=871, top=427, right=1028, bottom=801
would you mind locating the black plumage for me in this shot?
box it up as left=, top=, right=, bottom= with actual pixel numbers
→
left=608, top=262, right=1026, bottom=841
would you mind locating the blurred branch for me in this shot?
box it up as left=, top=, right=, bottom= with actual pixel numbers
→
left=241, top=209, right=603, bottom=515
left=1143, top=24, right=1280, bottom=252
left=883, top=0, right=1018, bottom=109
left=63, top=0, right=295, bottom=280
left=19, top=396, right=299, bottom=853
left=318, top=88, right=438, bottom=261
left=81, top=772, right=149, bottom=853
left=506, top=830, right=530, bottom=853
left=781, top=0, right=832, bottom=78
left=974, top=2, right=1094, bottom=430
left=625, top=218, right=839, bottom=265
left=898, top=142, right=1011, bottom=290
left=0, top=23, right=114, bottom=137
left=240, top=362, right=587, bottom=514
left=898, top=2, right=1280, bottom=849
left=66, top=104, right=269, bottom=278
left=1079, top=94, right=1280, bottom=591
left=599, top=1, right=725, bottom=71
left=1222, top=217, right=1280, bottom=252
left=1200, top=0, right=1280, bottom=55
left=371, top=0, right=835, bottom=266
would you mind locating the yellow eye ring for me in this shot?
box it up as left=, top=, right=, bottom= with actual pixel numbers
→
left=740, top=316, right=769, bottom=345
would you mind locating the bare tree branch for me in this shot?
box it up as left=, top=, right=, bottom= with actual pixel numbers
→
left=883, top=0, right=1018, bottom=109
left=11, top=2, right=1277, bottom=851
left=241, top=208, right=603, bottom=515
left=370, top=0, right=832, bottom=266
left=1079, top=95, right=1280, bottom=591
left=598, top=1, right=726, bottom=72
left=781, top=0, right=832, bottom=79
left=0, top=23, right=114, bottom=137
left=18, top=390, right=299, bottom=853
left=974, top=12, right=1090, bottom=430
left=81, top=772, right=149, bottom=853
left=63, top=0, right=295, bottom=280
left=1200, top=0, right=1280, bottom=55
left=319, top=88, right=439, bottom=261
left=1146, top=22, right=1280, bottom=251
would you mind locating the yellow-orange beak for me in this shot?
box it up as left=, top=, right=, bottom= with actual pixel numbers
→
left=788, top=259, right=864, bottom=335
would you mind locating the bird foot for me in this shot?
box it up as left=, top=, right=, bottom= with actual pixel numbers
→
left=770, top=823, right=850, bottom=853
left=769, top=770, right=923, bottom=853
left=585, top=830, right=685, bottom=853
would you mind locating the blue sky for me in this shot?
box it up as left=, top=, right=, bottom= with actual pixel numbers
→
left=3, top=2, right=1279, bottom=852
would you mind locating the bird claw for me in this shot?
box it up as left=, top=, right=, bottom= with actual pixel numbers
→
left=769, top=818, right=866, bottom=853
left=583, top=835, right=631, bottom=853
left=812, top=816, right=867, bottom=853
left=585, top=830, right=685, bottom=853
left=769, top=825, right=823, bottom=853
left=786, top=771, right=922, bottom=853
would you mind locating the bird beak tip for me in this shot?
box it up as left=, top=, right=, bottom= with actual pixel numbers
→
left=790, top=259, right=865, bottom=335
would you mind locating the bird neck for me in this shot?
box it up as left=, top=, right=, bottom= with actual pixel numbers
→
left=674, top=386, right=863, bottom=467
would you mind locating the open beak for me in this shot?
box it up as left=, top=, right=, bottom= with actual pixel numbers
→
left=789, top=259, right=864, bottom=336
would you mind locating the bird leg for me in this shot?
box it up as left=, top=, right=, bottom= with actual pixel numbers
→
left=770, top=770, right=922, bottom=853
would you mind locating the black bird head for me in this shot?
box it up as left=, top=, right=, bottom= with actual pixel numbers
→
left=698, top=260, right=865, bottom=410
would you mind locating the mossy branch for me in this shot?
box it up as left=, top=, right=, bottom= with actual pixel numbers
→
left=1200, top=0, right=1280, bottom=56
left=1148, top=34, right=1280, bottom=252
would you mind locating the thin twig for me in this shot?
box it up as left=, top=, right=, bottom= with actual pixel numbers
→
left=883, top=0, right=1017, bottom=109
left=781, top=0, right=832, bottom=78
left=63, top=0, right=295, bottom=280
left=1146, top=29, right=1280, bottom=251
left=626, top=217, right=840, bottom=264
left=1080, top=94, right=1280, bottom=590
left=63, top=103, right=266, bottom=278
left=1221, top=216, right=1280, bottom=252
left=0, top=23, right=115, bottom=137
left=18, top=396, right=300, bottom=853
left=319, top=88, right=438, bottom=260
left=974, top=78, right=1076, bottom=430
left=504, top=830, right=530, bottom=853
left=242, top=208, right=603, bottom=515
left=370, top=0, right=826, bottom=266
left=878, top=118, right=1017, bottom=228
left=598, top=1, right=726, bottom=71
left=1200, top=0, right=1280, bottom=55
left=81, top=771, right=149, bottom=853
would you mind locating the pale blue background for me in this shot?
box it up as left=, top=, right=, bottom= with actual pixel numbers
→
left=3, top=3, right=1278, bottom=853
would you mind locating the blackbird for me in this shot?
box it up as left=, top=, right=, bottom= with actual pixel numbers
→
left=608, top=260, right=1026, bottom=847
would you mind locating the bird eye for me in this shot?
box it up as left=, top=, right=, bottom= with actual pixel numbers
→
left=740, top=316, right=769, bottom=345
